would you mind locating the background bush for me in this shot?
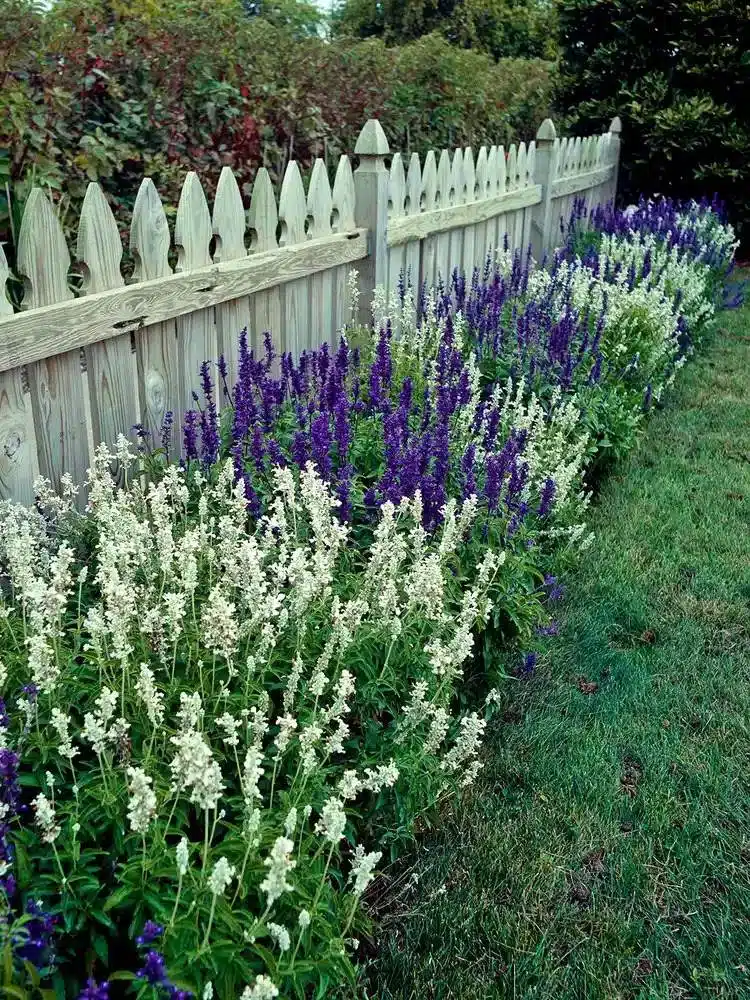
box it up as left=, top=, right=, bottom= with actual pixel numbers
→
left=0, top=0, right=554, bottom=258
left=554, top=0, right=750, bottom=245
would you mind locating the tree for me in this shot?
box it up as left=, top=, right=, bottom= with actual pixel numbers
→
left=332, top=0, right=558, bottom=60
left=243, top=0, right=324, bottom=37
left=555, top=0, right=750, bottom=242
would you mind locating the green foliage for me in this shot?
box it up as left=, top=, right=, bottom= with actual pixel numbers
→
left=0, top=0, right=554, bottom=264
left=363, top=291, right=750, bottom=1000
left=555, top=0, right=750, bottom=243
left=333, top=0, right=558, bottom=60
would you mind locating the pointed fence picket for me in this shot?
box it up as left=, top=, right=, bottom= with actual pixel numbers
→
left=0, top=115, right=619, bottom=502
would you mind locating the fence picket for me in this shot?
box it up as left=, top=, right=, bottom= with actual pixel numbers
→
left=435, top=149, right=453, bottom=287
left=213, top=166, right=252, bottom=383
left=332, top=154, right=356, bottom=332
left=420, top=151, right=438, bottom=288
left=131, top=177, right=180, bottom=451
left=175, top=171, right=217, bottom=413
left=78, top=182, right=141, bottom=457
left=0, top=244, right=37, bottom=502
left=474, top=145, right=489, bottom=268
left=387, top=152, right=407, bottom=305
left=278, top=161, right=310, bottom=358
left=405, top=152, right=422, bottom=297
left=18, top=189, right=92, bottom=490
left=248, top=167, right=281, bottom=361
left=307, top=158, right=335, bottom=344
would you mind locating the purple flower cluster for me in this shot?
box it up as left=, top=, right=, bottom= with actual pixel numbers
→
left=136, top=921, right=192, bottom=1000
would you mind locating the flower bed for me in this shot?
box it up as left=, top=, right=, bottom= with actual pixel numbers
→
left=0, top=199, right=739, bottom=1000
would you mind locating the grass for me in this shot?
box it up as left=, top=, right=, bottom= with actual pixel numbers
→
left=361, top=299, right=750, bottom=999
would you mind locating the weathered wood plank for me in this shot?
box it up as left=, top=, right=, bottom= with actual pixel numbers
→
left=131, top=177, right=180, bottom=446
left=248, top=166, right=281, bottom=358
left=461, top=147, right=476, bottom=276
left=434, top=149, right=453, bottom=286
left=175, top=172, right=218, bottom=414
left=0, top=244, right=37, bottom=503
left=279, top=161, right=310, bottom=356
left=0, top=228, right=368, bottom=374
left=387, top=185, right=541, bottom=247
left=420, top=151, right=438, bottom=289
left=386, top=152, right=407, bottom=305
left=551, top=164, right=614, bottom=200
left=307, top=158, right=335, bottom=344
left=18, top=188, right=92, bottom=489
left=332, top=154, right=356, bottom=334
left=213, top=166, right=251, bottom=381
left=404, top=153, right=422, bottom=296
left=78, top=182, right=141, bottom=453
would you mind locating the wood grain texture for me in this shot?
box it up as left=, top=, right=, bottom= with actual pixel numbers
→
left=386, top=152, right=407, bottom=303
left=551, top=164, right=614, bottom=200
left=387, top=185, right=541, bottom=247
left=131, top=178, right=180, bottom=444
left=279, top=160, right=310, bottom=356
left=17, top=188, right=92, bottom=489
left=332, top=155, right=356, bottom=333
left=461, top=147, right=477, bottom=276
left=0, top=366, right=37, bottom=503
left=249, top=167, right=281, bottom=356
left=0, top=230, right=368, bottom=373
left=434, top=149, right=453, bottom=286
left=404, top=152, right=422, bottom=295
left=78, top=182, right=141, bottom=453
left=213, top=166, right=251, bottom=379
left=307, top=158, right=335, bottom=343
left=175, top=172, right=217, bottom=414
left=420, top=150, right=438, bottom=288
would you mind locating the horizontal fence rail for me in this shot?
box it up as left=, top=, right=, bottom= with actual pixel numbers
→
left=0, top=115, right=621, bottom=505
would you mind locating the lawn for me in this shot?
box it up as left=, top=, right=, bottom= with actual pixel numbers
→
left=363, top=289, right=750, bottom=999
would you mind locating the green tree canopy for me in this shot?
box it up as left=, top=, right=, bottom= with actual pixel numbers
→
left=333, top=0, right=558, bottom=60
left=555, top=0, right=750, bottom=242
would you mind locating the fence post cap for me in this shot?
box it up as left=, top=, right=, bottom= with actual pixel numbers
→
left=536, top=118, right=557, bottom=142
left=609, top=116, right=623, bottom=135
left=355, top=119, right=389, bottom=156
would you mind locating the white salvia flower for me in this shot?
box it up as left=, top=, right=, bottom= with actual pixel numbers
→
left=201, top=586, right=238, bottom=663
left=176, top=837, right=190, bottom=877
left=0, top=660, right=6, bottom=691
left=442, top=712, right=487, bottom=774
left=283, top=807, right=297, bottom=839
left=136, top=664, right=164, bottom=727
left=50, top=708, right=78, bottom=761
left=338, top=770, right=362, bottom=802
left=260, top=836, right=296, bottom=906
left=216, top=713, right=241, bottom=748
left=324, top=719, right=349, bottom=757
left=298, top=909, right=311, bottom=929
left=242, top=747, right=264, bottom=807
left=126, top=767, right=157, bottom=835
left=283, top=655, right=305, bottom=713
left=81, top=686, right=119, bottom=755
left=315, top=797, right=347, bottom=844
left=424, top=708, right=451, bottom=754
left=170, top=729, right=224, bottom=812
left=177, top=691, right=203, bottom=731
left=267, top=922, right=290, bottom=952
left=273, top=714, right=297, bottom=756
left=349, top=844, right=382, bottom=897
left=240, top=976, right=279, bottom=1000
left=202, top=984, right=214, bottom=1000
left=32, top=793, right=60, bottom=844
left=298, top=722, right=322, bottom=774
left=207, top=856, right=236, bottom=896
left=362, top=761, right=399, bottom=794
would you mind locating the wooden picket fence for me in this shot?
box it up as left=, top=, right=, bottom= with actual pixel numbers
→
left=0, top=115, right=621, bottom=505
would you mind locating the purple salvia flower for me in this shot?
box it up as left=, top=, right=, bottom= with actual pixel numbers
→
left=537, top=478, right=556, bottom=518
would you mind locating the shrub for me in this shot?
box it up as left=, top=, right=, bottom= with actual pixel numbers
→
left=554, top=0, right=750, bottom=245
left=0, top=0, right=554, bottom=261
left=0, top=199, right=738, bottom=998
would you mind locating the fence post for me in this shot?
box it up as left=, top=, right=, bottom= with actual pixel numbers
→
left=354, top=119, right=389, bottom=324
left=530, top=118, right=557, bottom=261
left=608, top=116, right=622, bottom=204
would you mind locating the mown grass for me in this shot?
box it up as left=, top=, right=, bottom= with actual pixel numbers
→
left=361, top=297, right=750, bottom=999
